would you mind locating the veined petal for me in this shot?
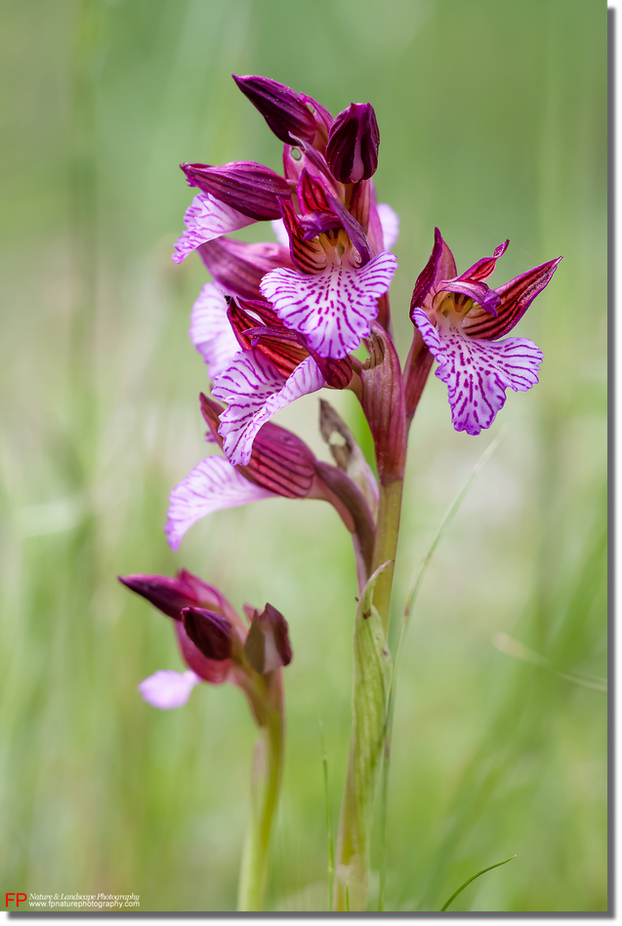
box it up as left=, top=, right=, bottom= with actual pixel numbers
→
left=260, top=251, right=398, bottom=359
left=138, top=669, right=201, bottom=710
left=172, top=192, right=254, bottom=263
left=410, top=228, right=457, bottom=314
left=189, top=282, right=239, bottom=378
left=376, top=203, right=399, bottom=250
left=213, top=352, right=324, bottom=465
left=413, top=308, right=543, bottom=436
left=165, top=455, right=276, bottom=550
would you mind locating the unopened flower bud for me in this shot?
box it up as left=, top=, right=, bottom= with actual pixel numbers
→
left=244, top=604, right=292, bottom=674
left=181, top=607, right=234, bottom=661
left=326, top=103, right=380, bottom=184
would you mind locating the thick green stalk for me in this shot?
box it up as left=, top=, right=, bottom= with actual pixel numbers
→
left=371, top=478, right=404, bottom=635
left=237, top=691, right=283, bottom=911
left=333, top=557, right=397, bottom=910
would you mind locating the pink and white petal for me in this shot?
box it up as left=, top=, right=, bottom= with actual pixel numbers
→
left=213, top=352, right=325, bottom=465
left=189, top=282, right=239, bottom=378
left=413, top=308, right=543, bottom=436
left=165, top=455, right=276, bottom=550
left=376, top=203, right=400, bottom=250
left=138, top=669, right=201, bottom=709
left=260, top=251, right=398, bottom=359
left=172, top=192, right=255, bottom=264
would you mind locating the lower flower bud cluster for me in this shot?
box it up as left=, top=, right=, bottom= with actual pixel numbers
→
left=119, top=571, right=291, bottom=722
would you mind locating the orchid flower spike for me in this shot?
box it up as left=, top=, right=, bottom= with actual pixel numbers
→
left=410, top=228, right=562, bottom=435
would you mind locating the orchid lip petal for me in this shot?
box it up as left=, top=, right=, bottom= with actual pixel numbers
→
left=212, top=352, right=325, bottom=466
left=172, top=192, right=255, bottom=263
left=413, top=308, right=543, bottom=435
left=137, top=669, right=201, bottom=710
left=189, top=282, right=240, bottom=378
left=260, top=251, right=398, bottom=359
left=165, top=456, right=276, bottom=550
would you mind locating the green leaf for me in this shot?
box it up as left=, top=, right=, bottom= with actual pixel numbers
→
left=440, top=855, right=517, bottom=911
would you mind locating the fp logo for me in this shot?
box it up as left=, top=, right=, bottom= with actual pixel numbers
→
left=6, top=893, right=28, bottom=908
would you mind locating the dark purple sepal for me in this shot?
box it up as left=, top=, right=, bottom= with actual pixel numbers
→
left=326, top=102, right=380, bottom=184
left=361, top=323, right=406, bottom=484
left=118, top=570, right=235, bottom=622
left=181, top=161, right=291, bottom=221
left=233, top=74, right=331, bottom=147
left=410, top=228, right=457, bottom=316
left=199, top=394, right=317, bottom=499
left=463, top=256, right=562, bottom=340
left=198, top=238, right=292, bottom=301
left=118, top=573, right=198, bottom=620
left=243, top=603, right=292, bottom=674
left=181, top=607, right=234, bottom=661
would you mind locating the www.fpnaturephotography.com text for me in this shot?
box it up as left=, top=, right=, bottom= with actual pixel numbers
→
left=16, top=893, right=140, bottom=910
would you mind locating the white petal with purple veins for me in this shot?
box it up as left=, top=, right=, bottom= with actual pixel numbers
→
left=138, top=669, right=201, bottom=709
left=189, top=282, right=239, bottom=379
left=377, top=203, right=400, bottom=250
left=260, top=251, right=398, bottom=359
left=413, top=308, right=543, bottom=436
left=165, top=455, right=276, bottom=550
left=213, top=352, right=325, bottom=465
left=172, top=192, right=255, bottom=263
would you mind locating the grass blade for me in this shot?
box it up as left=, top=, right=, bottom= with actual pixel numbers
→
left=319, top=718, right=335, bottom=911
left=440, top=854, right=517, bottom=911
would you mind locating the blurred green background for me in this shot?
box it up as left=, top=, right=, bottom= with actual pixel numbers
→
left=0, top=0, right=606, bottom=913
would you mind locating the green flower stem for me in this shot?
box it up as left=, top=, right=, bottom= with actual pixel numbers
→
left=333, top=560, right=398, bottom=911
left=237, top=680, right=284, bottom=912
left=371, top=478, right=404, bottom=635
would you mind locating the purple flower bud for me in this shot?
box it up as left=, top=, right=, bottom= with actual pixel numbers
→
left=181, top=607, right=234, bottom=661
left=119, top=570, right=234, bottom=622
left=243, top=604, right=292, bottom=674
left=181, top=161, right=291, bottom=221
left=232, top=74, right=332, bottom=147
left=326, top=103, right=380, bottom=184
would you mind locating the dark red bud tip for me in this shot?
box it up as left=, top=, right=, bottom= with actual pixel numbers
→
left=182, top=607, right=233, bottom=661
left=118, top=574, right=197, bottom=620
left=326, top=102, right=379, bottom=184
left=243, top=603, right=292, bottom=674
left=233, top=74, right=329, bottom=146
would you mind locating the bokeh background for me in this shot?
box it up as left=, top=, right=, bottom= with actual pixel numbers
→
left=1, top=0, right=607, bottom=913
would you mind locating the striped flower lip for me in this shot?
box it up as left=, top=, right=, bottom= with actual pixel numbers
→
left=411, top=229, right=562, bottom=435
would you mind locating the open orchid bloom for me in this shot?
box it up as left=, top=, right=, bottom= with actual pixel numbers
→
left=119, top=570, right=292, bottom=716
left=172, top=76, right=400, bottom=363
left=410, top=228, right=562, bottom=435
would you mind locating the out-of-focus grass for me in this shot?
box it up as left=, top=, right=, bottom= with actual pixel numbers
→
left=0, top=0, right=606, bottom=912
